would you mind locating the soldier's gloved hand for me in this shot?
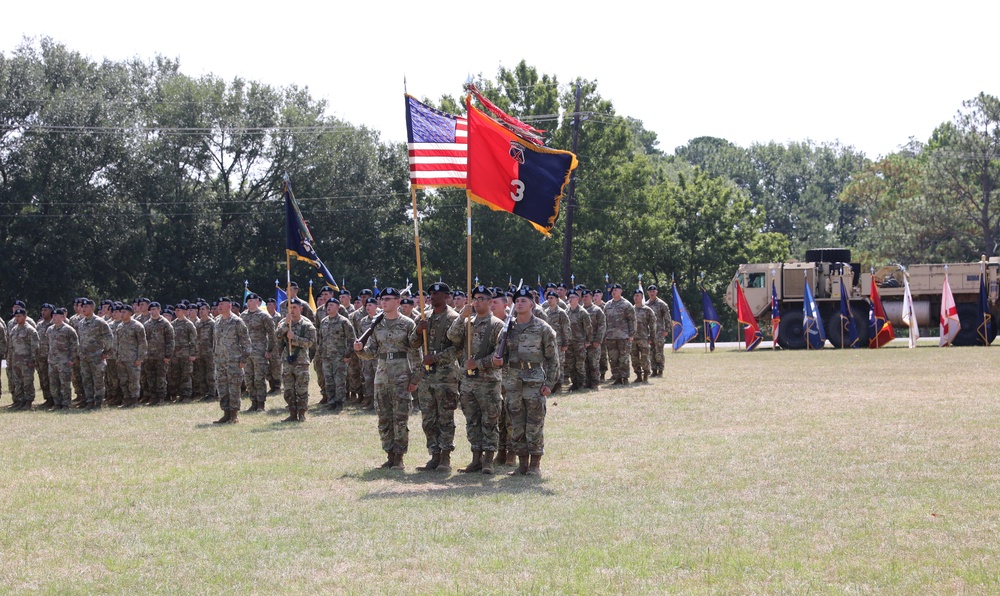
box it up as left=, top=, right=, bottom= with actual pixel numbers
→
left=466, top=357, right=478, bottom=370
left=422, top=354, right=437, bottom=366
left=415, top=320, right=427, bottom=334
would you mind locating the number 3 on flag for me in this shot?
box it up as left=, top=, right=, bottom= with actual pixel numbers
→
left=510, top=179, right=525, bottom=202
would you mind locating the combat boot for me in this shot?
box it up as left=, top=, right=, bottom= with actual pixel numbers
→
left=212, top=410, right=231, bottom=424
left=243, top=400, right=257, bottom=413
left=634, top=373, right=643, bottom=383
left=318, top=394, right=329, bottom=405
left=416, top=452, right=441, bottom=472
left=391, top=452, right=405, bottom=471
left=258, top=400, right=267, bottom=413
left=229, top=409, right=239, bottom=424
left=459, top=450, right=483, bottom=474
left=378, top=452, right=394, bottom=469
left=438, top=450, right=452, bottom=473
left=505, top=451, right=516, bottom=466
left=495, top=448, right=508, bottom=466
left=481, top=451, right=495, bottom=475
left=509, top=453, right=529, bottom=476
left=526, top=454, right=542, bottom=476
left=297, top=408, right=306, bottom=422
left=38, top=399, right=55, bottom=410
left=282, top=408, right=297, bottom=422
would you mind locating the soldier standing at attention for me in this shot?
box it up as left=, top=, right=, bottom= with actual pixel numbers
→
left=631, top=290, right=657, bottom=383
left=582, top=290, right=606, bottom=390
left=77, top=298, right=114, bottom=409
left=35, top=304, right=55, bottom=409
left=46, top=308, right=79, bottom=410
left=278, top=281, right=315, bottom=319
left=491, top=287, right=559, bottom=476
left=490, top=289, right=515, bottom=465
left=355, top=287, right=419, bottom=471
left=143, top=302, right=175, bottom=406
left=644, top=285, right=670, bottom=377
left=564, top=290, right=593, bottom=391
left=194, top=302, right=217, bottom=401
left=241, top=293, right=275, bottom=412
left=265, top=297, right=283, bottom=394
left=212, top=297, right=251, bottom=424
left=275, top=299, right=317, bottom=422
left=104, top=304, right=123, bottom=407
left=603, top=284, right=636, bottom=386
left=7, top=307, right=39, bottom=410
left=115, top=304, right=147, bottom=409
left=313, top=286, right=335, bottom=405
left=317, top=299, right=355, bottom=413
left=410, top=282, right=461, bottom=473
left=171, top=303, right=198, bottom=403
left=356, top=296, right=380, bottom=410
left=543, top=291, right=570, bottom=391
left=349, top=289, right=374, bottom=404
left=448, top=285, right=505, bottom=474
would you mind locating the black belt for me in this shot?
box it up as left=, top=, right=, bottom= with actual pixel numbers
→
left=379, top=351, right=409, bottom=361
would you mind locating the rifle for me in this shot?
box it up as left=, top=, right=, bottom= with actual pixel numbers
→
left=346, top=312, right=385, bottom=359
left=493, top=278, right=524, bottom=360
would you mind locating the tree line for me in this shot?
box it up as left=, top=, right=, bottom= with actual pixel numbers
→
left=2, top=38, right=996, bottom=340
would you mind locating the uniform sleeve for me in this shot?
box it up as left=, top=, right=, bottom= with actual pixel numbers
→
left=582, top=311, right=593, bottom=344
left=560, top=313, right=570, bottom=347
left=102, top=322, right=114, bottom=357
left=627, top=304, right=637, bottom=337
left=164, top=321, right=175, bottom=358
left=478, top=319, right=504, bottom=370
left=594, top=310, right=607, bottom=344
left=137, top=325, right=148, bottom=361
left=239, top=320, right=252, bottom=363
left=542, top=323, right=560, bottom=388
left=342, top=320, right=357, bottom=356
left=264, top=315, right=275, bottom=353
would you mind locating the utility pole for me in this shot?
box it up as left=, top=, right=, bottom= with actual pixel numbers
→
left=561, top=83, right=582, bottom=285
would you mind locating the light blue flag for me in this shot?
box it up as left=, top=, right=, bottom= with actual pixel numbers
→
left=671, top=283, right=699, bottom=351
left=803, top=278, right=826, bottom=349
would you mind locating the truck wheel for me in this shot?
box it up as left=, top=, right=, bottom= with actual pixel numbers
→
left=824, top=305, right=871, bottom=348
left=804, top=248, right=852, bottom=263
left=778, top=310, right=807, bottom=350
left=952, top=303, right=990, bottom=346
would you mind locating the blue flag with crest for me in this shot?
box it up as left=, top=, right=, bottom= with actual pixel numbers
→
left=671, top=283, right=699, bottom=351
left=803, top=278, right=826, bottom=349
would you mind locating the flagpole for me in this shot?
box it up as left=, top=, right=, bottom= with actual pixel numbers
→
left=466, top=193, right=473, bottom=365
left=409, top=186, right=429, bottom=357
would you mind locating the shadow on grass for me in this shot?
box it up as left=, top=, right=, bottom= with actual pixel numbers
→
left=347, top=466, right=555, bottom=498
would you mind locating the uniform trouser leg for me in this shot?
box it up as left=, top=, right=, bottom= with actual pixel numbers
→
left=322, top=359, right=347, bottom=406
left=418, top=381, right=459, bottom=454
left=599, top=340, right=609, bottom=376
left=585, top=345, right=601, bottom=386
left=506, top=379, right=546, bottom=455
left=348, top=355, right=362, bottom=396
left=267, top=354, right=282, bottom=389
left=631, top=340, right=651, bottom=376
left=652, top=334, right=666, bottom=372
left=37, top=357, right=51, bottom=402
left=217, top=361, right=243, bottom=412
left=105, top=359, right=120, bottom=402
left=11, top=358, right=35, bottom=403
left=282, top=363, right=310, bottom=411
left=362, top=360, right=375, bottom=403
left=72, top=359, right=83, bottom=400
left=245, top=354, right=268, bottom=401
left=498, top=384, right=511, bottom=451
left=144, top=359, right=167, bottom=401
left=461, top=380, right=501, bottom=452
left=50, top=361, right=72, bottom=407
left=314, top=354, right=326, bottom=399
left=117, top=361, right=141, bottom=402
left=80, top=356, right=107, bottom=405
left=566, top=344, right=586, bottom=387
left=375, top=368, right=412, bottom=454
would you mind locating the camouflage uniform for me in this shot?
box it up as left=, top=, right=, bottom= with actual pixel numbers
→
left=499, top=314, right=559, bottom=460
left=544, top=304, right=570, bottom=386
left=242, top=308, right=275, bottom=405
left=645, top=295, right=671, bottom=376
left=312, top=303, right=327, bottom=402
left=358, top=314, right=419, bottom=456
left=35, top=317, right=53, bottom=404
left=8, top=321, right=39, bottom=406
left=317, top=311, right=355, bottom=409
left=170, top=316, right=197, bottom=401
left=275, top=315, right=317, bottom=414
left=630, top=302, right=657, bottom=380
left=410, top=306, right=461, bottom=459
left=105, top=317, right=121, bottom=405
left=565, top=303, right=593, bottom=389
left=357, top=312, right=378, bottom=408
left=143, top=317, right=175, bottom=404
left=78, top=314, right=114, bottom=407
left=115, top=318, right=147, bottom=406
left=604, top=297, right=637, bottom=384
left=0, top=323, right=6, bottom=399
left=447, top=312, right=504, bottom=452
left=585, top=301, right=607, bottom=388
left=214, top=313, right=251, bottom=413
left=267, top=309, right=283, bottom=391
left=69, top=312, right=85, bottom=402
left=349, top=306, right=368, bottom=402
left=194, top=315, right=217, bottom=400
left=46, top=323, right=79, bottom=408
left=279, top=298, right=315, bottom=320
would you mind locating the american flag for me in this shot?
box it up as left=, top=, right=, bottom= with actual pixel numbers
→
left=404, top=95, right=467, bottom=188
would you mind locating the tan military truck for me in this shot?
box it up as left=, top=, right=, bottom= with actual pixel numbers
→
left=725, top=248, right=1000, bottom=348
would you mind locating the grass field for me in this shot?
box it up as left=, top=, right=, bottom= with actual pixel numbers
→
left=2, top=346, right=999, bottom=594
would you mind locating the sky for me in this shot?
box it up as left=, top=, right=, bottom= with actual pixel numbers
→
left=3, top=1, right=996, bottom=158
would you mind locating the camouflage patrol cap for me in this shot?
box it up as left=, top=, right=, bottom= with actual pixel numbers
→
left=429, top=282, right=450, bottom=294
